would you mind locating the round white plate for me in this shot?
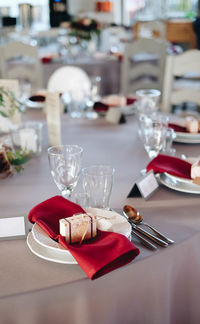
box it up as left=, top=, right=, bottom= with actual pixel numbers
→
left=25, top=99, right=45, bottom=109
left=27, top=232, right=77, bottom=264
left=158, top=172, right=200, bottom=194
left=120, top=103, right=137, bottom=116
left=174, top=132, right=200, bottom=144
left=28, top=208, right=131, bottom=264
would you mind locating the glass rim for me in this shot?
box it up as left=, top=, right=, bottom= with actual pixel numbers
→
left=22, top=120, right=43, bottom=126
left=48, top=144, right=83, bottom=155
left=10, top=120, right=43, bottom=132
left=136, top=89, right=161, bottom=97
left=82, top=165, right=115, bottom=175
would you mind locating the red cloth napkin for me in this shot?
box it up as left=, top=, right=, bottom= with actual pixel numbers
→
left=41, top=56, right=53, bottom=64
left=168, top=123, right=187, bottom=133
left=29, top=95, right=46, bottom=102
left=146, top=154, right=192, bottom=179
left=28, top=196, right=140, bottom=280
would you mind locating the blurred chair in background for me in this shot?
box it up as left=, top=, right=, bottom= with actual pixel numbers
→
left=162, top=49, right=200, bottom=113
left=0, top=40, right=42, bottom=97
left=120, top=37, right=167, bottom=97
left=100, top=25, right=128, bottom=54
left=133, top=20, right=166, bottom=39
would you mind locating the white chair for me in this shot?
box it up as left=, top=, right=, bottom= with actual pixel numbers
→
left=133, top=20, right=166, bottom=40
left=121, top=38, right=167, bottom=96
left=47, top=66, right=91, bottom=101
left=1, top=40, right=42, bottom=93
left=162, top=49, right=200, bottom=113
left=100, top=26, right=127, bottom=53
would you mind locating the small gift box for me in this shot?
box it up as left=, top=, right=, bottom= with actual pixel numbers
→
left=59, top=213, right=97, bottom=244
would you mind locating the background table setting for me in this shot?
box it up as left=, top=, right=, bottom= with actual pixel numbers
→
left=1, top=82, right=200, bottom=323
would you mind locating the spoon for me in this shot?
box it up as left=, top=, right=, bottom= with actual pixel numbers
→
left=123, top=205, right=174, bottom=244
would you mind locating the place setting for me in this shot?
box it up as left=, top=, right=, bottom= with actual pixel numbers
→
left=26, top=144, right=140, bottom=279
left=132, top=88, right=200, bottom=197
left=168, top=115, right=200, bottom=144
left=26, top=140, right=176, bottom=279
left=138, top=122, right=200, bottom=195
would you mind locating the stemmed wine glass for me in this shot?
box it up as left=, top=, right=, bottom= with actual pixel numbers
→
left=140, top=117, right=166, bottom=160
left=48, top=145, right=83, bottom=198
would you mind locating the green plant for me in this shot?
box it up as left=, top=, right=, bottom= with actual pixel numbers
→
left=6, top=149, right=30, bottom=173
left=0, top=145, right=30, bottom=177
left=69, top=17, right=101, bottom=41
left=0, top=87, right=22, bottom=118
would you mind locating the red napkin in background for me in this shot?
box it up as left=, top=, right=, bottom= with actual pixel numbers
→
left=168, top=123, right=187, bottom=133
left=28, top=196, right=140, bottom=280
left=146, top=154, right=192, bottom=179
left=41, top=56, right=53, bottom=64
left=93, top=97, right=137, bottom=113
left=29, top=95, right=46, bottom=102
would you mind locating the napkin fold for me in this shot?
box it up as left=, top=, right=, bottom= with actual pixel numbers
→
left=29, top=95, right=46, bottom=102
left=168, top=123, right=186, bottom=133
left=146, top=154, right=192, bottom=179
left=28, top=196, right=140, bottom=280
left=41, top=56, right=53, bottom=64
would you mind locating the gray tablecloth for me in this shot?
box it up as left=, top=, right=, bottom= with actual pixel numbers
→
left=1, top=110, right=200, bottom=324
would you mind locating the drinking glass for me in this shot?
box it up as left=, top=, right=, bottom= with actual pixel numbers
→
left=82, top=165, right=115, bottom=209
left=161, top=127, right=176, bottom=156
left=84, top=76, right=101, bottom=120
left=48, top=145, right=83, bottom=198
left=10, top=121, right=43, bottom=156
left=136, top=89, right=161, bottom=112
left=140, top=119, right=166, bottom=159
left=67, top=99, right=85, bottom=119
left=136, top=89, right=161, bottom=138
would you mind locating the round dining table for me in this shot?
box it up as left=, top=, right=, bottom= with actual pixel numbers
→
left=1, top=109, right=200, bottom=324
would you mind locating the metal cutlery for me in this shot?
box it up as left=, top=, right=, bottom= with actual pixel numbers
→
left=123, top=205, right=174, bottom=245
left=131, top=229, right=157, bottom=250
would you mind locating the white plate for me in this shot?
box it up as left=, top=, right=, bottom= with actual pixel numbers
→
left=120, top=103, right=137, bottom=116
left=28, top=208, right=131, bottom=264
left=158, top=172, right=200, bottom=194
left=27, top=232, right=77, bottom=264
left=25, top=99, right=45, bottom=109
left=98, top=104, right=136, bottom=117
left=174, top=131, right=200, bottom=144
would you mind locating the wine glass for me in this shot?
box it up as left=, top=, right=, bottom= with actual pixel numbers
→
left=48, top=145, right=83, bottom=198
left=84, top=75, right=101, bottom=120
left=140, top=118, right=166, bottom=160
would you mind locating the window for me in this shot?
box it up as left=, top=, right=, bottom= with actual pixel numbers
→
left=0, top=0, right=49, bottom=28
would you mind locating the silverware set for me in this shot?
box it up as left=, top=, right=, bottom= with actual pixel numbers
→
left=123, top=205, right=174, bottom=250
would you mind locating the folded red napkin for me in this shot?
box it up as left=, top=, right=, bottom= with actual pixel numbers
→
left=28, top=196, right=140, bottom=280
left=93, top=97, right=137, bottom=113
left=168, top=123, right=186, bottom=133
left=41, top=56, right=53, bottom=64
left=29, top=95, right=46, bottom=102
left=146, top=154, right=192, bottom=179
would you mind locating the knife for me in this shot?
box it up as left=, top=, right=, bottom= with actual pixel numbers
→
left=131, top=222, right=168, bottom=247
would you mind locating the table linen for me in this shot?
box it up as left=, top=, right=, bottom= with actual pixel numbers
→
left=1, top=110, right=200, bottom=324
